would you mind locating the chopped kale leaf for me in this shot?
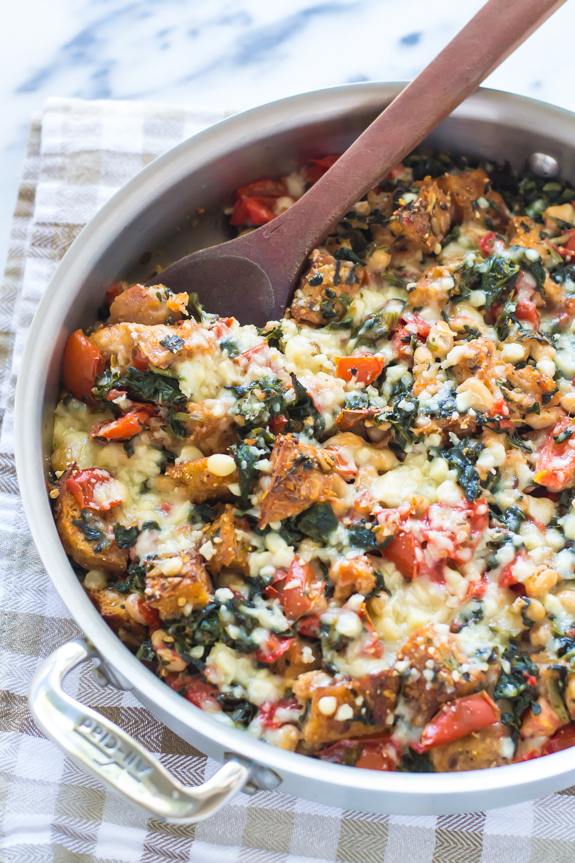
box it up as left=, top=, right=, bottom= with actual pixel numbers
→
left=219, top=338, right=240, bottom=358
left=440, top=438, right=484, bottom=502
left=189, top=502, right=220, bottom=526
left=113, top=523, right=140, bottom=549
left=136, top=640, right=156, bottom=663
left=72, top=510, right=110, bottom=552
left=165, top=597, right=271, bottom=659
left=116, top=561, right=148, bottom=594
left=229, top=377, right=287, bottom=430
left=346, top=522, right=380, bottom=551
left=297, top=502, right=338, bottom=542
left=494, top=643, right=539, bottom=728
left=334, top=246, right=365, bottom=267
left=554, top=426, right=574, bottom=444
left=397, top=749, right=434, bottom=773
left=344, top=391, right=372, bottom=410
left=489, top=504, right=525, bottom=534
left=163, top=407, right=189, bottom=439
left=216, top=696, right=258, bottom=727
left=187, top=292, right=204, bottom=322
left=257, top=322, right=283, bottom=348
left=287, top=374, right=325, bottom=438
left=477, top=253, right=520, bottom=311
left=383, top=377, right=417, bottom=450
left=517, top=171, right=575, bottom=223
left=231, top=441, right=267, bottom=502
left=93, top=366, right=186, bottom=406
left=506, top=430, right=533, bottom=453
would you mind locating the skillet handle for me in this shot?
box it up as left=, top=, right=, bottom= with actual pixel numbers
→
left=28, top=638, right=274, bottom=823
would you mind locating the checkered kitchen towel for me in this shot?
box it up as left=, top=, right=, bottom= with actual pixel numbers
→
left=2, top=97, right=575, bottom=863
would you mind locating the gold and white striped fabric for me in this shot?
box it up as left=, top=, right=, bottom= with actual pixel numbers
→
left=1, top=96, right=575, bottom=863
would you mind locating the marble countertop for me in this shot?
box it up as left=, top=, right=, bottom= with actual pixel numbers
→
left=3, top=0, right=575, bottom=275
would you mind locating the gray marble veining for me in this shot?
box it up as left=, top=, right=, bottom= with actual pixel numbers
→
left=2, top=0, right=575, bottom=275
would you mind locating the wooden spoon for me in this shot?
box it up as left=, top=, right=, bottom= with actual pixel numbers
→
left=150, top=0, right=566, bottom=326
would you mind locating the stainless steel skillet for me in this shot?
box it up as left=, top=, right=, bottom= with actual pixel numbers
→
left=15, top=83, right=575, bottom=822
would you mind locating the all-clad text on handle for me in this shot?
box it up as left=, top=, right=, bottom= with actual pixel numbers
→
left=28, top=638, right=279, bottom=823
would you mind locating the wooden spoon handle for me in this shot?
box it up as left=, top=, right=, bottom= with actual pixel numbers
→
left=263, top=0, right=566, bottom=255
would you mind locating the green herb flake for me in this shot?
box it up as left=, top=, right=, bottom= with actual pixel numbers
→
left=159, top=334, right=185, bottom=354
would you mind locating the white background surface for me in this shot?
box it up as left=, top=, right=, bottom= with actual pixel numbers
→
left=3, top=0, right=575, bottom=275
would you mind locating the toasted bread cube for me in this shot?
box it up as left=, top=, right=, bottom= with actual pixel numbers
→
left=89, top=587, right=147, bottom=649
left=429, top=723, right=512, bottom=772
left=387, top=177, right=451, bottom=254
left=54, top=479, right=128, bottom=575
left=293, top=669, right=399, bottom=745
left=144, top=552, right=212, bottom=619
left=108, top=284, right=187, bottom=326
left=275, top=637, right=321, bottom=681
left=329, top=555, right=377, bottom=601
left=184, top=401, right=237, bottom=455
left=203, top=505, right=251, bottom=576
left=258, top=434, right=333, bottom=528
left=406, top=265, right=455, bottom=309
left=439, top=168, right=509, bottom=230
left=507, top=215, right=551, bottom=264
left=290, top=247, right=362, bottom=326
left=167, top=457, right=238, bottom=504
left=396, top=624, right=485, bottom=726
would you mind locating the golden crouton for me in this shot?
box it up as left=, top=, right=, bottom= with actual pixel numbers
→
left=507, top=215, right=551, bottom=264
left=396, top=624, right=485, bottom=726
left=89, top=587, right=147, bottom=649
left=184, top=401, right=238, bottom=455
left=91, top=319, right=213, bottom=370
left=439, top=168, right=509, bottom=230
left=293, top=669, right=399, bottom=745
left=258, top=434, right=334, bottom=528
left=387, top=177, right=451, bottom=254
left=429, top=723, right=511, bottom=772
left=54, top=479, right=128, bottom=575
left=406, top=265, right=454, bottom=309
left=145, top=552, right=213, bottom=619
left=290, top=247, right=362, bottom=326
left=450, top=337, right=496, bottom=385
left=275, top=637, right=321, bottom=681
left=203, top=505, right=251, bottom=576
left=108, top=284, right=188, bottom=326
left=167, top=457, right=238, bottom=504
